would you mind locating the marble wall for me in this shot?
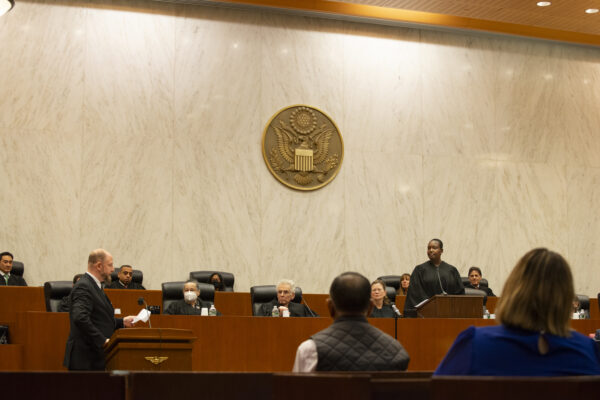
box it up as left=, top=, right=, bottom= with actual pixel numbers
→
left=1, top=0, right=599, bottom=295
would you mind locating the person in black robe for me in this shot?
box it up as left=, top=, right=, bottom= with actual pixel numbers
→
left=164, top=280, right=220, bottom=315
left=369, top=279, right=396, bottom=318
left=465, top=266, right=495, bottom=296
left=403, top=239, right=464, bottom=316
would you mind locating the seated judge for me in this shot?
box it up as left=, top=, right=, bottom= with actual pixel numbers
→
left=0, top=251, right=27, bottom=286
left=370, top=279, right=396, bottom=318
left=465, top=266, right=495, bottom=296
left=164, top=280, right=220, bottom=315
left=209, top=272, right=226, bottom=292
left=403, top=239, right=464, bottom=316
left=293, top=272, right=409, bottom=371
left=57, top=274, right=83, bottom=312
left=106, top=265, right=145, bottom=290
left=435, top=248, right=600, bottom=376
left=398, top=273, right=410, bottom=295
left=257, top=279, right=317, bottom=317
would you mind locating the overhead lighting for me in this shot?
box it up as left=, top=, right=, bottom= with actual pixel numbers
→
left=0, top=0, right=14, bottom=16
left=536, top=2, right=551, bottom=6
left=585, top=8, right=599, bottom=14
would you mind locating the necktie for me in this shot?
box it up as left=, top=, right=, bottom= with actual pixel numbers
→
left=3, top=274, right=8, bottom=285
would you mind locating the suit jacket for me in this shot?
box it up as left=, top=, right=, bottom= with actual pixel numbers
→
left=0, top=274, right=27, bottom=286
left=257, top=299, right=318, bottom=317
left=63, top=273, right=123, bottom=370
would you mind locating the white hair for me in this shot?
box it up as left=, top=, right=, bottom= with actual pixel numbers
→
left=277, top=279, right=296, bottom=293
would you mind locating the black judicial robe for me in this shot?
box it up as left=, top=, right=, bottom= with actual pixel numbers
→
left=164, top=299, right=220, bottom=316
left=403, top=261, right=465, bottom=314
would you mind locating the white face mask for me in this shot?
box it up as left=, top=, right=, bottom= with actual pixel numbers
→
left=184, top=291, right=198, bottom=303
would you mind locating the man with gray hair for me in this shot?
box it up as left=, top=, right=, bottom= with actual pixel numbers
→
left=257, top=279, right=316, bottom=317
left=293, top=272, right=409, bottom=371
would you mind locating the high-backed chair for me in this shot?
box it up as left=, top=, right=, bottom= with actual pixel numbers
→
left=385, top=286, right=397, bottom=304
left=464, top=287, right=488, bottom=306
left=250, top=285, right=303, bottom=316
left=11, top=261, right=24, bottom=277
left=377, top=275, right=401, bottom=291
left=576, top=294, right=590, bottom=319
left=109, top=268, right=144, bottom=285
left=161, top=281, right=215, bottom=313
left=43, top=281, right=72, bottom=312
left=188, top=271, right=235, bottom=292
left=462, top=277, right=489, bottom=288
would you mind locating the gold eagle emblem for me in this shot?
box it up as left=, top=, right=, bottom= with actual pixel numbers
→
left=263, top=105, right=343, bottom=190
left=144, top=356, right=168, bottom=365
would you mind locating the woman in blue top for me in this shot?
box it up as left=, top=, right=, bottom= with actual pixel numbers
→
left=435, top=248, right=600, bottom=376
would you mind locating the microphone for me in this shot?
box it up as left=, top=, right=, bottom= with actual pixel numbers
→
left=436, top=269, right=448, bottom=295
left=137, top=297, right=152, bottom=328
left=391, top=304, right=402, bottom=317
left=301, top=297, right=318, bottom=317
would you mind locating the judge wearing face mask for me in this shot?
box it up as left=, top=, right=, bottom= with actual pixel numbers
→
left=164, top=280, right=221, bottom=315
left=209, top=272, right=226, bottom=291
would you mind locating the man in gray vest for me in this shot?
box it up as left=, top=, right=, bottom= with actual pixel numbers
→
left=292, top=271, right=410, bottom=372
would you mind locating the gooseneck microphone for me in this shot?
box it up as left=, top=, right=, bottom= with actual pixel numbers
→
left=391, top=304, right=402, bottom=317
left=436, top=268, right=448, bottom=295
left=137, top=297, right=152, bottom=328
left=301, top=297, right=318, bottom=317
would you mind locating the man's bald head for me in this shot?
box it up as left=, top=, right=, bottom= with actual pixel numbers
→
left=329, top=272, right=371, bottom=315
left=88, top=249, right=108, bottom=268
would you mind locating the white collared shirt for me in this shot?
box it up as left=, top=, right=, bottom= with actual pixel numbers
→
left=292, top=339, right=318, bottom=372
left=86, top=271, right=102, bottom=289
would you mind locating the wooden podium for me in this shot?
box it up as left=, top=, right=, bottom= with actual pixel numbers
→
left=416, top=295, right=483, bottom=318
left=104, top=328, right=196, bottom=371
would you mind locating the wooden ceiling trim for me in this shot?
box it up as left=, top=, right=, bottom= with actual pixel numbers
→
left=206, top=0, right=600, bottom=46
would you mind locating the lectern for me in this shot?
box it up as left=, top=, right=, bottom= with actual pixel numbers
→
left=416, top=295, right=483, bottom=318
left=104, top=328, right=196, bottom=371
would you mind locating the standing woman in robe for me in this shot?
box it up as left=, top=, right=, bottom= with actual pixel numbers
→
left=403, top=239, right=464, bottom=317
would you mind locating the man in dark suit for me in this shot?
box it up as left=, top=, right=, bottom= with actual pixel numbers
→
left=257, top=279, right=317, bottom=317
left=106, top=265, right=145, bottom=290
left=63, top=249, right=136, bottom=370
left=0, top=251, right=27, bottom=286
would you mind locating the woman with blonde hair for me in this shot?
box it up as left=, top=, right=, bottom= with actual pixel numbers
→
left=435, top=248, right=600, bottom=376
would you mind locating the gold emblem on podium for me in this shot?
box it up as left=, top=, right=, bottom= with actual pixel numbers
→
left=262, top=105, right=344, bottom=191
left=144, top=356, right=168, bottom=365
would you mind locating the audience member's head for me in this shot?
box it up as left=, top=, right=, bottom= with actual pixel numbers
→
left=183, top=279, right=200, bottom=305
left=117, top=265, right=134, bottom=286
left=276, top=279, right=296, bottom=306
left=496, top=248, right=573, bottom=337
left=0, top=251, right=14, bottom=275
left=72, top=274, right=83, bottom=285
left=87, top=249, right=113, bottom=284
left=209, top=272, right=226, bottom=291
left=328, top=272, right=371, bottom=318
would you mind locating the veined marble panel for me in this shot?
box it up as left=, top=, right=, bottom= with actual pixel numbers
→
left=495, top=160, right=568, bottom=293
left=563, top=47, right=600, bottom=168
left=259, top=12, right=346, bottom=131
left=173, top=6, right=262, bottom=292
left=419, top=31, right=496, bottom=159
left=344, top=151, right=423, bottom=279
left=81, top=1, right=176, bottom=290
left=494, top=39, right=571, bottom=164
left=567, top=166, right=600, bottom=295
left=341, top=22, right=422, bottom=155
left=259, top=174, right=346, bottom=294
left=422, top=156, right=499, bottom=286
left=0, top=1, right=85, bottom=133
left=0, top=127, right=81, bottom=286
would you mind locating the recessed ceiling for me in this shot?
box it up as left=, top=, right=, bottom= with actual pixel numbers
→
left=163, top=0, right=600, bottom=47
